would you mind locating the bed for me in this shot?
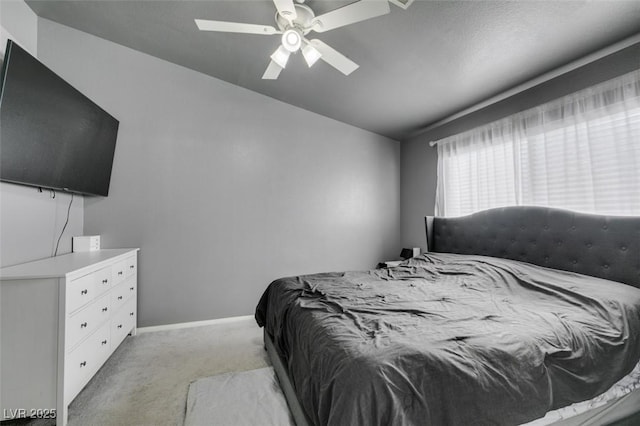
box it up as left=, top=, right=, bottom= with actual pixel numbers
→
left=255, top=206, right=640, bottom=425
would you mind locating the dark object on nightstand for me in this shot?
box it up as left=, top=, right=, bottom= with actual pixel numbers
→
left=377, top=260, right=404, bottom=269
left=378, top=248, right=420, bottom=268
left=400, top=248, right=413, bottom=259
left=400, top=248, right=421, bottom=259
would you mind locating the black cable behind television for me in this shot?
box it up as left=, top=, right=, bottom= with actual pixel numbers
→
left=0, top=39, right=119, bottom=196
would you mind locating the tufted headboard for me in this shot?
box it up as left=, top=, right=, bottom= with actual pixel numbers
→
left=425, top=206, right=640, bottom=288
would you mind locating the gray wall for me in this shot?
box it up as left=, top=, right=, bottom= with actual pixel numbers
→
left=400, top=42, right=640, bottom=253
left=0, top=0, right=84, bottom=267
left=37, top=19, right=401, bottom=327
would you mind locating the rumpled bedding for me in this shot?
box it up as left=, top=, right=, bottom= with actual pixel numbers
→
left=255, top=253, right=640, bottom=426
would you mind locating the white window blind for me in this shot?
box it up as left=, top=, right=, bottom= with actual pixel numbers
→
left=435, top=69, right=640, bottom=217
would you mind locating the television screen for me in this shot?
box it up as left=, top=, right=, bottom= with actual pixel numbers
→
left=0, top=39, right=119, bottom=196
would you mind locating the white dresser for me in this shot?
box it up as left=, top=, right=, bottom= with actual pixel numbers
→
left=0, top=249, right=139, bottom=426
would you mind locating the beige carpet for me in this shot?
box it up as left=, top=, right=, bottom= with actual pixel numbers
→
left=72, top=317, right=269, bottom=426
left=9, top=316, right=269, bottom=426
left=69, top=318, right=269, bottom=426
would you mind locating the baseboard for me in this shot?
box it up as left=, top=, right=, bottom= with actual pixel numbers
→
left=137, top=315, right=254, bottom=334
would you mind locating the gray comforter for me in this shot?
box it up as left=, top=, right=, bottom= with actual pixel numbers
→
left=255, top=253, right=640, bottom=425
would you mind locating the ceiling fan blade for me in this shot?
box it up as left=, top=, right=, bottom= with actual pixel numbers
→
left=308, top=39, right=359, bottom=75
left=195, top=19, right=278, bottom=35
left=262, top=61, right=284, bottom=80
left=311, top=0, right=390, bottom=33
left=272, top=0, right=297, bottom=23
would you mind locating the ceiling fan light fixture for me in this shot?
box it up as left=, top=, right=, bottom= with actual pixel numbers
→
left=281, top=29, right=302, bottom=52
left=301, top=43, right=321, bottom=67
left=271, top=45, right=291, bottom=69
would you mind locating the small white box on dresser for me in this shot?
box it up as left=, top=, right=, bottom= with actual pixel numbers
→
left=0, top=248, right=139, bottom=426
left=72, top=235, right=101, bottom=252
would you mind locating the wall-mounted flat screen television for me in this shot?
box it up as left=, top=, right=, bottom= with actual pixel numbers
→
left=0, top=39, right=119, bottom=196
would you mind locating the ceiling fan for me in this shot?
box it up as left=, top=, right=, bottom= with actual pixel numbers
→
left=195, top=0, right=392, bottom=80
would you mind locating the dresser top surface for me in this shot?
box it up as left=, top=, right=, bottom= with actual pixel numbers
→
left=0, top=249, right=139, bottom=280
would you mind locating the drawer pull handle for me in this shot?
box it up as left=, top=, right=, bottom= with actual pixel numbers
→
left=102, top=279, right=108, bottom=284
left=81, top=289, right=88, bottom=295
left=130, top=265, right=135, bottom=269
left=80, top=322, right=88, bottom=328
left=102, top=307, right=108, bottom=312
left=101, top=340, right=108, bottom=345
left=118, top=296, right=123, bottom=300
left=80, top=361, right=87, bottom=367
left=117, top=324, right=123, bottom=329
left=118, top=271, right=123, bottom=276
left=130, top=287, right=134, bottom=291
left=130, top=312, right=135, bottom=316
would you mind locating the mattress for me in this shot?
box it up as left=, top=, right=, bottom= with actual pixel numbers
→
left=525, top=359, right=640, bottom=425
left=255, top=253, right=640, bottom=426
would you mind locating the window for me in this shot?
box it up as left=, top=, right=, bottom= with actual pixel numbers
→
left=435, top=70, right=640, bottom=217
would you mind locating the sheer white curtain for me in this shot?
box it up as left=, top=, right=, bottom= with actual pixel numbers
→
left=435, top=69, right=640, bottom=217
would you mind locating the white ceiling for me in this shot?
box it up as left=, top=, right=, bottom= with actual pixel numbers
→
left=25, top=0, right=640, bottom=140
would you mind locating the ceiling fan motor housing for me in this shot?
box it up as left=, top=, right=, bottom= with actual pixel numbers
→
left=275, top=4, right=315, bottom=35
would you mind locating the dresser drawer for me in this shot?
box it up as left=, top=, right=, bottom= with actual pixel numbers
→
left=112, top=256, right=137, bottom=286
left=111, top=279, right=135, bottom=312
left=93, top=266, right=113, bottom=297
left=65, top=321, right=110, bottom=402
left=92, top=322, right=113, bottom=372
left=112, top=298, right=136, bottom=348
left=125, top=280, right=137, bottom=301
left=67, top=273, right=96, bottom=314
left=124, top=256, right=137, bottom=279
left=66, top=294, right=111, bottom=350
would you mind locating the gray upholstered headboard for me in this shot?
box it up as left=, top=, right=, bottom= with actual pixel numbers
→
left=425, top=206, right=640, bottom=288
